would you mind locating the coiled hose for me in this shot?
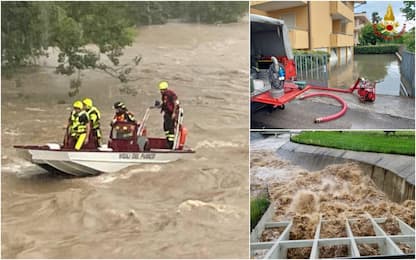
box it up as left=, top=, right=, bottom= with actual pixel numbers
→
left=299, top=92, right=348, bottom=123
left=309, top=86, right=353, bottom=93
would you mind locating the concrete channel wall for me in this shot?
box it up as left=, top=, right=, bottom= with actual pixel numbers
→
left=277, top=142, right=415, bottom=202
left=250, top=201, right=276, bottom=243
left=251, top=212, right=415, bottom=258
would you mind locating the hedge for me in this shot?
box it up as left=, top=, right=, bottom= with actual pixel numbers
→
left=354, top=44, right=401, bottom=54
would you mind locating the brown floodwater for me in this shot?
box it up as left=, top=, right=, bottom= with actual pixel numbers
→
left=265, top=162, right=415, bottom=226
left=2, top=21, right=249, bottom=258
left=251, top=148, right=415, bottom=258
left=251, top=150, right=414, bottom=227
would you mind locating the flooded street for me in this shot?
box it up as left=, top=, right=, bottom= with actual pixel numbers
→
left=297, top=54, right=409, bottom=97
left=2, top=21, right=249, bottom=258
left=329, top=54, right=405, bottom=96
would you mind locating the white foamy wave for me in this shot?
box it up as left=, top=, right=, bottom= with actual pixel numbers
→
left=195, top=156, right=208, bottom=161
left=177, top=200, right=224, bottom=213
left=24, top=107, right=46, bottom=112
left=127, top=165, right=162, bottom=174
left=117, top=165, right=162, bottom=180
left=2, top=161, right=47, bottom=178
left=175, top=200, right=245, bottom=227
left=3, top=129, right=20, bottom=136
left=177, top=200, right=239, bottom=216
left=253, top=167, right=299, bottom=183
left=92, top=174, right=118, bottom=184
left=2, top=159, right=36, bottom=173
left=194, top=140, right=241, bottom=149
left=89, top=165, right=162, bottom=184
left=104, top=208, right=141, bottom=225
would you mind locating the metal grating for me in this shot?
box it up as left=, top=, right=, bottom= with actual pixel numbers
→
left=251, top=213, right=415, bottom=259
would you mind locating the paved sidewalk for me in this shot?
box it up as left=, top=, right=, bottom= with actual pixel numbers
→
left=252, top=93, right=415, bottom=129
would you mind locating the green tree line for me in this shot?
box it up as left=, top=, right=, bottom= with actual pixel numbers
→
left=358, top=22, right=414, bottom=52
left=2, top=1, right=248, bottom=94
left=130, top=1, right=248, bottom=25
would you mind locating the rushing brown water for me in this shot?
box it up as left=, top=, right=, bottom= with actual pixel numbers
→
left=2, top=21, right=249, bottom=258
left=265, top=162, right=415, bottom=226
left=251, top=149, right=414, bottom=227
left=251, top=144, right=415, bottom=258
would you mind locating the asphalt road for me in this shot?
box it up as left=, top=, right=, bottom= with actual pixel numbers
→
left=251, top=94, right=415, bottom=129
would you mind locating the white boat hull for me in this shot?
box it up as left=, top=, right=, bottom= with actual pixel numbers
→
left=25, top=148, right=192, bottom=176
left=15, top=108, right=194, bottom=176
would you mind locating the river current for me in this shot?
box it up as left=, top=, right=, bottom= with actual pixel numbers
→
left=1, top=21, right=249, bottom=258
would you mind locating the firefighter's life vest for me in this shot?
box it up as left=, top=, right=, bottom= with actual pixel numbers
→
left=113, top=111, right=135, bottom=123
left=161, top=89, right=178, bottom=114
left=86, top=106, right=101, bottom=129
left=70, top=111, right=89, bottom=136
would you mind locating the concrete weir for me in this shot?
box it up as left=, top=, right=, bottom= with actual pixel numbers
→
left=277, top=142, right=415, bottom=203
left=251, top=212, right=415, bottom=259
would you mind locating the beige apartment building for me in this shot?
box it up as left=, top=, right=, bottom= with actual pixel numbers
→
left=251, top=1, right=355, bottom=65
left=354, top=12, right=370, bottom=45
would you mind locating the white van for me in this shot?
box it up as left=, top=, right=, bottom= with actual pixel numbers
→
left=251, top=14, right=296, bottom=95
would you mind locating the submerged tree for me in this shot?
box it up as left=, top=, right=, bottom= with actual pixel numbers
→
left=179, top=1, right=248, bottom=24
left=1, top=2, right=50, bottom=69
left=2, top=1, right=248, bottom=95
left=2, top=2, right=141, bottom=95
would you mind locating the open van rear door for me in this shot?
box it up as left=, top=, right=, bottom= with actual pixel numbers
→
left=251, top=14, right=296, bottom=83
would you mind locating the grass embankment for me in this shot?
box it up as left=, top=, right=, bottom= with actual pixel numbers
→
left=251, top=197, right=270, bottom=231
left=291, top=131, right=415, bottom=156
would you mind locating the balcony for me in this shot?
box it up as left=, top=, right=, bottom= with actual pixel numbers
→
left=330, top=33, right=354, bottom=47
left=330, top=1, right=353, bottom=22
left=288, top=28, right=309, bottom=49
left=354, top=23, right=366, bottom=31
left=354, top=13, right=369, bottom=31
left=251, top=1, right=307, bottom=12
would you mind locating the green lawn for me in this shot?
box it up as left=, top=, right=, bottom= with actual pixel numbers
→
left=291, top=131, right=415, bottom=156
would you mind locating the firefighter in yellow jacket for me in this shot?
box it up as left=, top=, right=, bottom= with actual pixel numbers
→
left=82, top=98, right=102, bottom=146
left=67, top=100, right=90, bottom=150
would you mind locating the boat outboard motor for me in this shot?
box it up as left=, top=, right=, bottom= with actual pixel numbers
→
left=269, top=56, right=285, bottom=98
left=154, top=100, right=161, bottom=108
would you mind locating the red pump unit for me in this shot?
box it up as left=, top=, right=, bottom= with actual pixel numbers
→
left=303, top=77, right=377, bottom=102
left=353, top=78, right=376, bottom=102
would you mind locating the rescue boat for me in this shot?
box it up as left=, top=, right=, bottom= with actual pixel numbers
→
left=14, top=107, right=194, bottom=176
